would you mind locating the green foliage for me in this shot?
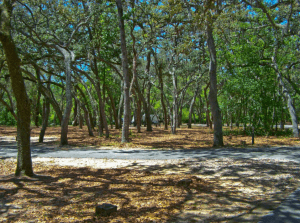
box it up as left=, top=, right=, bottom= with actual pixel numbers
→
left=0, top=0, right=298, bottom=144
left=0, top=108, right=16, bottom=126
left=223, top=127, right=293, bottom=137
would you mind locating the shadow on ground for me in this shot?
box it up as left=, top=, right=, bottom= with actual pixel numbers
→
left=1, top=158, right=300, bottom=222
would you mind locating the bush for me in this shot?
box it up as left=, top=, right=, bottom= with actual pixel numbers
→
left=223, top=127, right=293, bottom=137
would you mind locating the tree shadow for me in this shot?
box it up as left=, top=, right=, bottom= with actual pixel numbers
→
left=0, top=167, right=189, bottom=222
left=125, top=158, right=300, bottom=222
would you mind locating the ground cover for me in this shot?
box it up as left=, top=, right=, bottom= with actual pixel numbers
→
left=1, top=158, right=300, bottom=222
left=0, top=125, right=299, bottom=149
left=1, top=125, right=300, bottom=222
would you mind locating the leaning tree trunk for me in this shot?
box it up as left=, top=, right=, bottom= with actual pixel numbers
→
left=34, top=91, right=41, bottom=127
left=39, top=98, right=50, bottom=143
left=272, top=54, right=299, bottom=137
left=77, top=103, right=83, bottom=129
left=59, top=47, right=74, bottom=146
left=0, top=1, right=33, bottom=176
left=207, top=17, right=223, bottom=147
left=72, top=98, right=78, bottom=126
left=116, top=0, right=130, bottom=142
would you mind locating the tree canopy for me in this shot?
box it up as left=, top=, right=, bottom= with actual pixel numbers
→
left=0, top=0, right=299, bottom=149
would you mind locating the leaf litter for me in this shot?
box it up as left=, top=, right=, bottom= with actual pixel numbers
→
left=1, top=125, right=300, bottom=222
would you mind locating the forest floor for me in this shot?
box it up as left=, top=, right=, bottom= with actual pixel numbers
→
left=1, top=125, right=300, bottom=222
left=1, top=124, right=299, bottom=149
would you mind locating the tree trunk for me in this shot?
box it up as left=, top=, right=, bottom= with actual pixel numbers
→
left=34, top=91, right=41, bottom=127
left=107, top=88, right=119, bottom=129
left=272, top=55, right=299, bottom=137
left=280, top=107, right=285, bottom=131
left=30, top=64, right=63, bottom=124
left=136, top=95, right=142, bottom=133
left=118, top=91, right=124, bottom=129
left=72, top=99, right=78, bottom=126
left=145, top=84, right=153, bottom=131
left=82, top=103, right=94, bottom=137
left=0, top=1, right=33, bottom=176
left=204, top=83, right=212, bottom=129
left=178, top=106, right=183, bottom=128
left=0, top=87, right=17, bottom=120
left=188, top=85, right=200, bottom=128
left=116, top=0, right=130, bottom=142
left=154, top=51, right=168, bottom=130
left=96, top=83, right=109, bottom=138
left=171, top=66, right=178, bottom=135
left=40, top=87, right=62, bottom=124
left=39, top=98, right=50, bottom=143
left=78, top=104, right=83, bottom=129
left=89, top=111, right=95, bottom=130
left=207, top=17, right=223, bottom=146
left=145, top=52, right=153, bottom=132
left=160, top=81, right=168, bottom=130
left=59, top=47, right=74, bottom=146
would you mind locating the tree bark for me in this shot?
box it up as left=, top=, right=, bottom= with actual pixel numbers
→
left=77, top=103, right=83, bottom=129
left=136, top=94, right=142, bottom=133
left=144, top=52, right=153, bottom=132
left=0, top=1, right=33, bottom=176
left=158, top=69, right=168, bottom=130
left=171, top=66, right=178, bottom=134
left=0, top=91, right=17, bottom=120
left=34, top=91, right=41, bottom=127
left=107, top=88, right=119, bottom=129
left=118, top=90, right=124, bottom=129
left=81, top=103, right=94, bottom=137
left=188, top=85, right=200, bottom=128
left=116, top=0, right=130, bottom=142
left=204, top=83, right=212, bottom=129
left=95, top=83, right=109, bottom=138
left=29, top=64, right=63, bottom=123
left=39, top=76, right=51, bottom=143
left=153, top=51, right=168, bottom=130
left=87, top=27, right=109, bottom=138
left=272, top=54, right=299, bottom=137
left=72, top=98, right=78, bottom=126
left=59, top=47, right=74, bottom=146
left=207, top=17, right=223, bottom=146
left=39, top=98, right=50, bottom=143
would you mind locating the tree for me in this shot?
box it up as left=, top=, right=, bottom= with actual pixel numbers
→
left=206, top=3, right=223, bottom=146
left=0, top=0, right=33, bottom=176
left=116, top=0, right=130, bottom=142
